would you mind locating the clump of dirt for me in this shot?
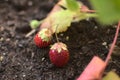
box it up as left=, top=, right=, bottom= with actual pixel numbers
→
left=0, top=0, right=120, bottom=80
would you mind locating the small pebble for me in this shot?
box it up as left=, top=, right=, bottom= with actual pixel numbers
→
left=0, top=37, right=4, bottom=42
left=0, top=26, right=4, bottom=31
left=22, top=74, right=26, bottom=77
left=3, top=53, right=6, bottom=56
left=42, top=57, right=45, bottom=61
left=86, top=18, right=89, bottom=21
left=79, top=52, right=83, bottom=54
left=18, top=44, right=23, bottom=48
left=15, top=75, right=18, bottom=78
left=0, top=56, right=4, bottom=61
left=28, top=1, right=33, bottom=6
left=113, top=25, right=117, bottom=28
left=31, top=52, right=35, bottom=58
left=66, top=36, right=69, bottom=41
left=7, top=21, right=15, bottom=26
left=6, top=38, right=10, bottom=42
left=18, top=11, right=26, bottom=16
left=94, top=26, right=98, bottom=29
left=17, top=62, right=20, bottom=65
left=102, top=42, right=107, bottom=46
left=60, top=33, right=64, bottom=36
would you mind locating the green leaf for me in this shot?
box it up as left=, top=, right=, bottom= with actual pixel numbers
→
left=49, top=9, right=97, bottom=33
left=102, top=71, right=120, bottom=80
left=90, top=0, right=120, bottom=24
left=66, top=0, right=79, bottom=11
left=50, top=10, right=73, bottom=33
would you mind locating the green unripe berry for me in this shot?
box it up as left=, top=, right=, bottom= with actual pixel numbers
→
left=30, top=20, right=40, bottom=29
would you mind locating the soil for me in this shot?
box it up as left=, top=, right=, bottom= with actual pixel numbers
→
left=0, top=0, right=120, bottom=80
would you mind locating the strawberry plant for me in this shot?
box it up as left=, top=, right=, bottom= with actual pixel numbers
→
left=1, top=0, right=120, bottom=80
left=31, top=0, right=120, bottom=79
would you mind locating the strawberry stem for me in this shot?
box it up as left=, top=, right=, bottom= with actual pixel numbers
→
left=25, top=29, right=36, bottom=38
left=81, top=9, right=96, bottom=13
left=105, top=22, right=120, bottom=64
left=85, top=13, right=98, bottom=18
left=55, top=25, right=60, bottom=43
left=86, top=10, right=96, bottom=13
left=81, top=5, right=96, bottom=13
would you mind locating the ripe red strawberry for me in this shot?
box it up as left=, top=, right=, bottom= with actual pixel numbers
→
left=49, top=42, right=69, bottom=67
left=34, top=28, right=52, bottom=48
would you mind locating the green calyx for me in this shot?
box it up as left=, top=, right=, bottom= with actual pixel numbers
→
left=51, top=42, right=68, bottom=53
left=38, top=28, right=52, bottom=42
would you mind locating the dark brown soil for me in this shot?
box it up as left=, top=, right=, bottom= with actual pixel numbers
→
left=0, top=0, right=120, bottom=80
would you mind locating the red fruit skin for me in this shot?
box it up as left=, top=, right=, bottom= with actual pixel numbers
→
left=34, top=34, right=50, bottom=48
left=49, top=48, right=69, bottom=67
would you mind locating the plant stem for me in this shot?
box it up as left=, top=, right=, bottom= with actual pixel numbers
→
left=86, top=13, right=98, bottom=18
left=81, top=5, right=96, bottom=13
left=86, top=10, right=96, bottom=13
left=55, top=25, right=59, bottom=43
left=25, top=29, right=36, bottom=38
left=105, top=22, right=120, bottom=64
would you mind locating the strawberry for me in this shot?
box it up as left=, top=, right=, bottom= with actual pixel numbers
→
left=49, top=42, right=69, bottom=67
left=34, top=28, right=52, bottom=48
